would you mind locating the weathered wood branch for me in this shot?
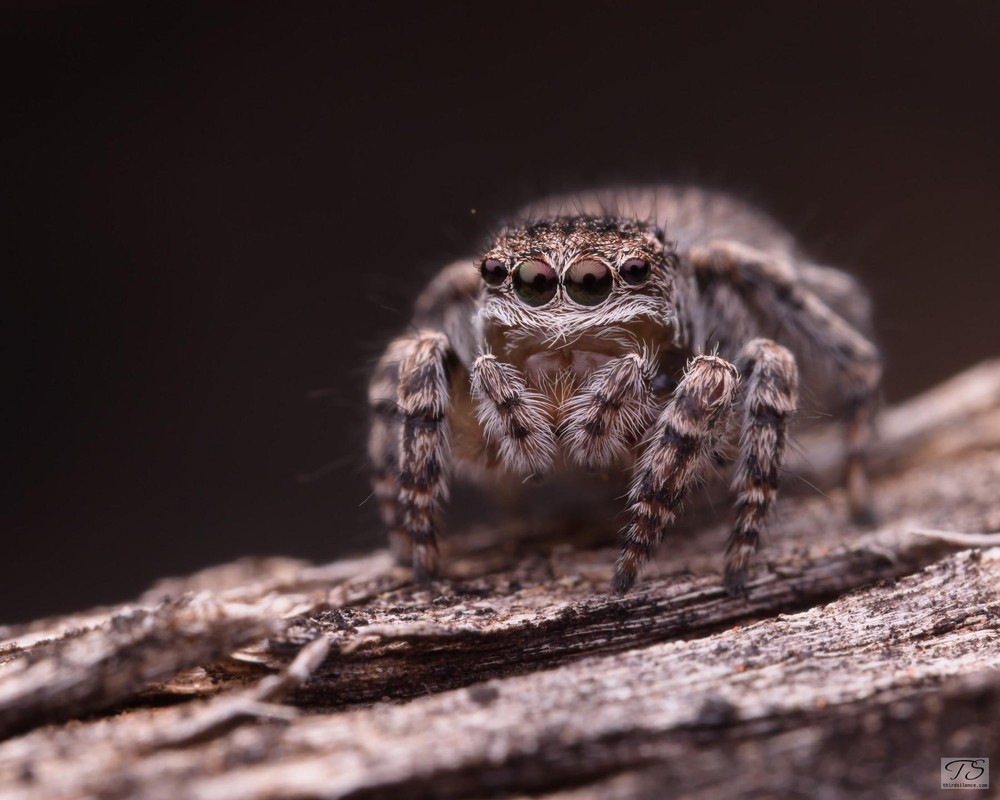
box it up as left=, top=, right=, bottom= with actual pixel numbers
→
left=2, top=548, right=998, bottom=799
left=1, top=361, right=999, bottom=798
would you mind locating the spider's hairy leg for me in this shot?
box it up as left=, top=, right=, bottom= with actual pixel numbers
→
left=470, top=353, right=557, bottom=477
left=689, top=240, right=882, bottom=524
left=562, top=352, right=656, bottom=470
left=725, top=338, right=799, bottom=595
left=842, top=385, right=880, bottom=524
left=368, top=329, right=453, bottom=581
left=367, top=337, right=410, bottom=564
left=614, top=355, right=740, bottom=593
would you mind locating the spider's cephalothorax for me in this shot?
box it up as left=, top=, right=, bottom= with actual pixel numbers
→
left=477, top=216, right=680, bottom=429
left=368, top=186, right=882, bottom=594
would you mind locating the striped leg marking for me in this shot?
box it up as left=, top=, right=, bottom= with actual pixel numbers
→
left=725, top=338, right=799, bottom=595
left=471, top=353, right=556, bottom=477
left=367, top=330, right=453, bottom=581
left=562, top=352, right=655, bottom=470
left=614, top=355, right=740, bottom=593
left=368, top=338, right=410, bottom=565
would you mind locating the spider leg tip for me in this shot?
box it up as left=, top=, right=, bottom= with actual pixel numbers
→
left=611, top=569, right=636, bottom=595
left=411, top=565, right=432, bottom=585
left=850, top=504, right=880, bottom=528
left=411, top=544, right=440, bottom=584
left=723, top=567, right=750, bottom=598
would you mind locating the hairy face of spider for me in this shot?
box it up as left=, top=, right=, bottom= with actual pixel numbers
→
left=477, top=216, right=677, bottom=387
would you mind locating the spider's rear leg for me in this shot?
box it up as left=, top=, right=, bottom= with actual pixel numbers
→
left=368, top=339, right=409, bottom=564
left=561, top=352, right=656, bottom=470
left=843, top=391, right=879, bottom=525
left=689, top=240, right=882, bottom=524
left=368, top=330, right=453, bottom=581
left=614, top=355, right=740, bottom=593
left=471, top=353, right=556, bottom=477
left=725, top=338, right=799, bottom=595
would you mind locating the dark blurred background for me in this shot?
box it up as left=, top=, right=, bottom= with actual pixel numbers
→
left=3, top=2, right=998, bottom=623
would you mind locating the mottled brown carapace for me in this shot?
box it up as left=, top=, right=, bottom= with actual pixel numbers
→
left=368, top=186, right=882, bottom=594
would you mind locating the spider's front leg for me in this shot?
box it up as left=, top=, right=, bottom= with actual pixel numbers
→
left=561, top=352, right=656, bottom=471
left=725, top=338, right=799, bottom=594
left=470, top=353, right=557, bottom=477
left=613, top=355, right=740, bottom=593
left=368, top=330, right=453, bottom=580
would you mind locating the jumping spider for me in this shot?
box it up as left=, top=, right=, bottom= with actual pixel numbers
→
left=368, top=186, right=881, bottom=594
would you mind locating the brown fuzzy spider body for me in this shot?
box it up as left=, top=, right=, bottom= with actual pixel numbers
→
left=368, top=186, right=881, bottom=594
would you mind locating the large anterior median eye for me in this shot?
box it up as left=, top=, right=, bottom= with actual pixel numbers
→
left=513, top=260, right=558, bottom=306
left=566, top=260, right=612, bottom=306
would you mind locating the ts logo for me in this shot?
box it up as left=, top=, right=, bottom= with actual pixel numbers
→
left=943, top=759, right=987, bottom=781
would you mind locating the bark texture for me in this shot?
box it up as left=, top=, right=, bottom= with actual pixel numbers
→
left=2, top=361, right=1000, bottom=799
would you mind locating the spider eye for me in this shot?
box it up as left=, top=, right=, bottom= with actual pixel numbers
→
left=621, top=258, right=651, bottom=286
left=566, top=260, right=613, bottom=306
left=480, top=258, right=508, bottom=287
left=513, top=260, right=558, bottom=306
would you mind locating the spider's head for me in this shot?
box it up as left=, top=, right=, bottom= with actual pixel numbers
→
left=477, top=216, right=678, bottom=384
